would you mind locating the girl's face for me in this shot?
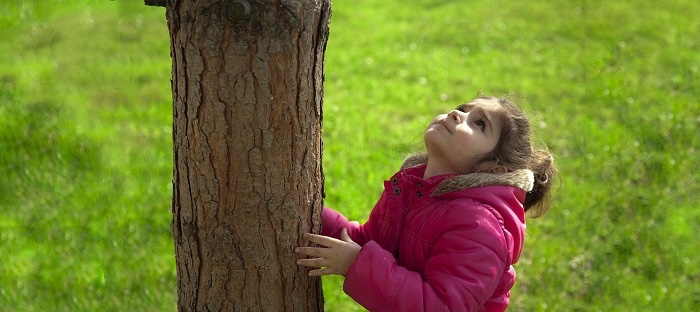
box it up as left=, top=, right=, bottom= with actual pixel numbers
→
left=424, top=99, right=504, bottom=174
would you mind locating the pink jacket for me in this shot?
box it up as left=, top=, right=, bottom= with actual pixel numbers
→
left=322, top=154, right=534, bottom=311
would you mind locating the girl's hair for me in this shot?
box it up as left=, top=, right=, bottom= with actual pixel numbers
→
left=476, top=96, right=558, bottom=218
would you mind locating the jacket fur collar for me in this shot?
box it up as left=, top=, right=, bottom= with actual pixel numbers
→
left=400, top=153, right=534, bottom=196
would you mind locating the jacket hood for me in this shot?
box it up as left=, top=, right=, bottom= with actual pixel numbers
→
left=400, top=152, right=534, bottom=196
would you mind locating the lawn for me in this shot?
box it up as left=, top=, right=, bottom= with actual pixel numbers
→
left=1, top=0, right=698, bottom=311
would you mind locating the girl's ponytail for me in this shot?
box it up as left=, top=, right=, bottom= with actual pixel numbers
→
left=523, top=148, right=558, bottom=217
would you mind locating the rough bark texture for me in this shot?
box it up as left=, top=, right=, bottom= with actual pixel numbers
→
left=165, top=0, right=330, bottom=310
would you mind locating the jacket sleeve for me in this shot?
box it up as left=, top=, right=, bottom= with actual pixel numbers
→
left=321, top=206, right=372, bottom=246
left=342, top=204, right=509, bottom=312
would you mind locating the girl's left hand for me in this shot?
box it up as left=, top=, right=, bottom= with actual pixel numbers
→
left=295, top=228, right=361, bottom=276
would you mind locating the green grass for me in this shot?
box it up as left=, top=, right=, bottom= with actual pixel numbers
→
left=1, top=0, right=699, bottom=310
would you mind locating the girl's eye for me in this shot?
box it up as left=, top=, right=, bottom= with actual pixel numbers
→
left=475, top=119, right=486, bottom=131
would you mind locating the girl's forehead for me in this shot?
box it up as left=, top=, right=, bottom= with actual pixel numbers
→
left=468, top=98, right=499, bottom=107
left=459, top=98, right=504, bottom=113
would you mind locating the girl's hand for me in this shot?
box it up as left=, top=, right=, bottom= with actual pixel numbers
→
left=295, top=228, right=360, bottom=276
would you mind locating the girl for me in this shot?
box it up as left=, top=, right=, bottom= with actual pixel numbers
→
left=295, top=96, right=557, bottom=311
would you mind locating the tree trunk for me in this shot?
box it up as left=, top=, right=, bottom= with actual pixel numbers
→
left=164, top=0, right=330, bottom=310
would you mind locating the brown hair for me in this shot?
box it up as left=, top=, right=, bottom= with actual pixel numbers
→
left=475, top=96, right=558, bottom=217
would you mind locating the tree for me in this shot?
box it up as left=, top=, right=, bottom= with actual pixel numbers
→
left=145, top=0, right=331, bottom=310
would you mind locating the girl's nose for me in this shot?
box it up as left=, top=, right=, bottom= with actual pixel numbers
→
left=448, top=110, right=462, bottom=123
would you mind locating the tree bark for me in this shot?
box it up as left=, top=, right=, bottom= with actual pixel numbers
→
left=164, top=0, right=330, bottom=310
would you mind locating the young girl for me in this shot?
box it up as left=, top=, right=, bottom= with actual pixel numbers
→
left=295, top=96, right=557, bottom=311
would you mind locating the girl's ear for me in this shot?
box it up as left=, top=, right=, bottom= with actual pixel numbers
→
left=490, top=165, right=508, bottom=174
left=475, top=161, right=508, bottom=174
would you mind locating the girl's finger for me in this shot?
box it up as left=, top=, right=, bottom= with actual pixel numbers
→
left=308, top=267, right=334, bottom=277
left=340, top=228, right=353, bottom=243
left=303, top=233, right=340, bottom=247
left=295, top=247, right=327, bottom=258
left=296, top=257, right=327, bottom=268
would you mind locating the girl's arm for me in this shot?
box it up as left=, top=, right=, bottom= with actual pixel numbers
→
left=342, top=206, right=509, bottom=311
left=321, top=206, right=372, bottom=246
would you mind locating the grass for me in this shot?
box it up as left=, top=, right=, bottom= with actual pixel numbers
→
left=1, top=0, right=699, bottom=311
